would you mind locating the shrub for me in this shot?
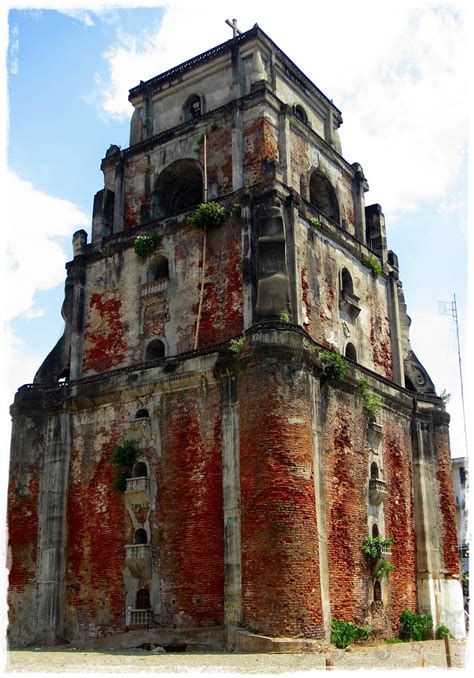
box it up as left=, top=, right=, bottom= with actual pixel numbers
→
left=111, top=440, right=137, bottom=469
left=359, top=378, right=381, bottom=421
left=133, top=231, right=161, bottom=257
left=440, top=389, right=451, bottom=403
left=331, top=619, right=370, bottom=649
left=229, top=203, right=241, bottom=218
left=374, top=560, right=395, bottom=580
left=321, top=350, right=347, bottom=382
left=399, top=610, right=433, bottom=641
left=309, top=217, right=321, bottom=228
left=228, top=335, right=247, bottom=354
left=111, top=440, right=137, bottom=492
left=187, top=201, right=226, bottom=229
left=363, top=255, right=382, bottom=277
left=436, top=625, right=450, bottom=639
left=362, top=536, right=394, bottom=562
left=280, top=313, right=290, bottom=323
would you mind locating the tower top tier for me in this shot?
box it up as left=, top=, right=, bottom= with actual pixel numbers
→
left=127, top=24, right=343, bottom=153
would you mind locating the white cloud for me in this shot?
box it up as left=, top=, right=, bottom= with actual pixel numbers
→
left=59, top=9, right=96, bottom=27
left=5, top=171, right=89, bottom=322
left=93, top=1, right=467, bottom=221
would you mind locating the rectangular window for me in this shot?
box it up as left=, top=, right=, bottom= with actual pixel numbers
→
left=460, top=467, right=466, bottom=487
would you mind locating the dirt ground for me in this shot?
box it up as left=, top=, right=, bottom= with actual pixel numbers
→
left=4, top=639, right=467, bottom=673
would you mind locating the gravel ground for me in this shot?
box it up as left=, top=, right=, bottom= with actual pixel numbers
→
left=4, top=639, right=467, bottom=673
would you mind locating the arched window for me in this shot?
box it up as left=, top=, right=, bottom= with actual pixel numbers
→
left=370, top=462, right=379, bottom=479
left=184, top=94, right=202, bottom=121
left=345, top=343, right=357, bottom=361
left=309, top=171, right=340, bottom=224
left=135, top=408, right=149, bottom=419
left=147, top=256, right=169, bottom=282
left=372, top=523, right=380, bottom=538
left=373, top=581, right=382, bottom=602
left=134, top=528, right=148, bottom=545
left=145, top=339, right=165, bottom=361
left=136, top=588, right=150, bottom=609
left=341, top=268, right=354, bottom=297
left=133, top=462, right=148, bottom=478
left=153, top=160, right=203, bottom=219
left=294, top=104, right=308, bottom=124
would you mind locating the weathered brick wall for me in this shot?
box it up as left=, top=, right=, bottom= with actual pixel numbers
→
left=321, top=383, right=368, bottom=624
left=289, top=128, right=356, bottom=230
left=196, top=217, right=244, bottom=348
left=383, top=412, right=417, bottom=630
left=298, top=226, right=393, bottom=379
left=243, top=110, right=279, bottom=187
left=239, top=361, right=323, bottom=637
left=82, top=218, right=244, bottom=375
left=434, top=421, right=460, bottom=576
left=155, top=384, right=224, bottom=627
left=7, top=417, right=41, bottom=645
left=66, top=416, right=128, bottom=639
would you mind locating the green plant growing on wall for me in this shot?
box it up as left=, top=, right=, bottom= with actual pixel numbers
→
left=374, top=560, right=395, bottom=580
left=187, top=201, right=226, bottom=229
left=228, top=335, right=247, bottom=354
left=280, top=313, right=290, bottom=323
left=229, top=203, right=241, bottom=218
left=359, top=378, right=381, bottom=421
left=439, top=389, right=451, bottom=403
left=362, top=535, right=394, bottom=580
left=321, top=350, right=348, bottom=382
left=363, top=255, right=383, bottom=278
left=399, top=610, right=433, bottom=641
left=111, top=440, right=137, bottom=492
left=436, top=625, right=450, bottom=639
left=362, top=535, right=394, bottom=562
left=331, top=619, right=371, bottom=649
left=303, top=338, right=318, bottom=355
left=133, top=231, right=161, bottom=257
left=309, top=217, right=321, bottom=228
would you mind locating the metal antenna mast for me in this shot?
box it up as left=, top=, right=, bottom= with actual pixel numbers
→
left=439, top=293, right=468, bottom=455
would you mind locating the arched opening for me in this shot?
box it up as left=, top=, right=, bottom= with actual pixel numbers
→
left=133, top=462, right=148, bottom=478
left=57, top=367, right=70, bottom=382
left=153, top=160, right=203, bottom=219
left=345, top=342, right=357, bottom=361
left=341, top=268, right=354, bottom=296
left=294, top=104, right=308, bottom=124
left=145, top=339, right=165, bottom=361
left=309, top=171, right=340, bottom=224
left=136, top=588, right=150, bottom=609
left=134, top=528, right=148, bottom=545
left=147, top=256, right=169, bottom=282
left=370, top=462, right=379, bottom=479
left=372, top=523, right=380, bottom=538
left=135, top=408, right=149, bottom=419
left=184, top=94, right=202, bottom=121
left=373, top=581, right=382, bottom=602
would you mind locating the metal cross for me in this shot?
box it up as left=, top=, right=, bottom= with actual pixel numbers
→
left=225, top=18, right=242, bottom=38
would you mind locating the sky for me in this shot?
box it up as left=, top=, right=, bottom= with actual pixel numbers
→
left=0, top=0, right=471, bottom=524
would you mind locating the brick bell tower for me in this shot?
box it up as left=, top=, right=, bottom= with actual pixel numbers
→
left=8, top=24, right=465, bottom=650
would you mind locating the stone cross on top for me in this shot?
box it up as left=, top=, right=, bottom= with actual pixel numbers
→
left=225, top=18, right=242, bottom=38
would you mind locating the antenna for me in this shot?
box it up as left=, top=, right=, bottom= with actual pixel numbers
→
left=439, top=293, right=468, bottom=455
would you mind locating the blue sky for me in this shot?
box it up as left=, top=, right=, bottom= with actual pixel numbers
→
left=2, top=0, right=470, bottom=464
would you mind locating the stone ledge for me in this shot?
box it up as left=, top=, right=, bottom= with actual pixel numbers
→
left=229, top=628, right=322, bottom=653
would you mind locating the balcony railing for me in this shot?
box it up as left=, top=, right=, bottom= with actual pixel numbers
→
left=126, top=476, right=150, bottom=494
left=128, top=608, right=153, bottom=626
left=369, top=478, right=388, bottom=505
left=141, top=279, right=168, bottom=297
left=125, top=543, right=152, bottom=579
left=340, top=290, right=361, bottom=320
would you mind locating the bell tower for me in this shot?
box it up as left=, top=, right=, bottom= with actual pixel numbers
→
left=8, top=24, right=465, bottom=650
